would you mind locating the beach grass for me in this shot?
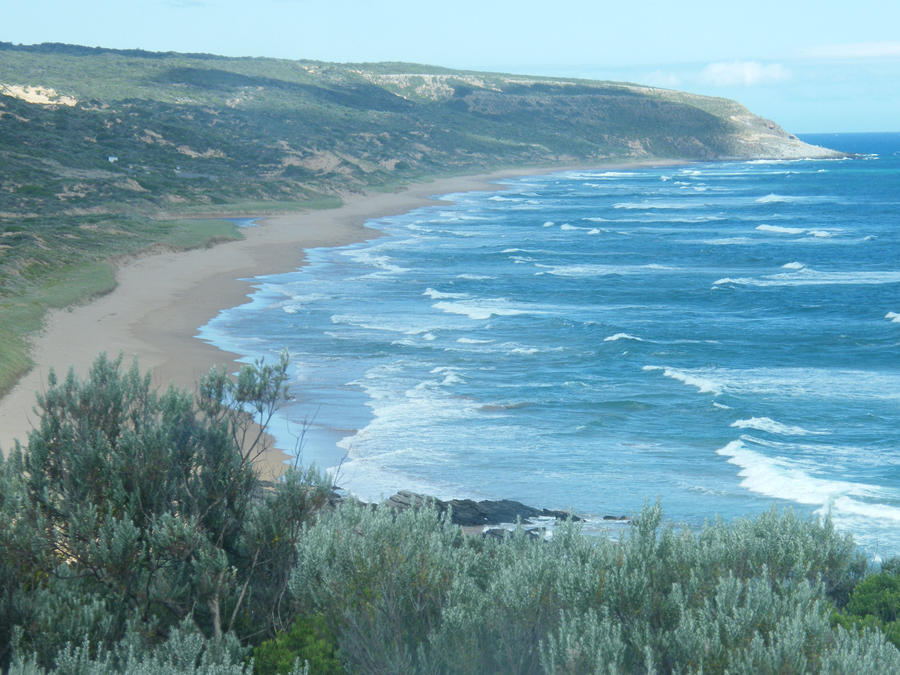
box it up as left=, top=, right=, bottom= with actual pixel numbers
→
left=171, top=195, right=344, bottom=217
left=0, top=261, right=116, bottom=398
left=153, top=217, right=244, bottom=248
left=0, top=217, right=242, bottom=398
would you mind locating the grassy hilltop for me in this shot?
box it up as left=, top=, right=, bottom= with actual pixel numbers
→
left=0, top=42, right=838, bottom=394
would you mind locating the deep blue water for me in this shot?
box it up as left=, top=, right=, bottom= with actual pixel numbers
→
left=200, top=132, right=900, bottom=555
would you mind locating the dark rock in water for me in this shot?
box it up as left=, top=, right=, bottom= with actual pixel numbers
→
left=603, top=514, right=630, bottom=521
left=383, top=490, right=581, bottom=527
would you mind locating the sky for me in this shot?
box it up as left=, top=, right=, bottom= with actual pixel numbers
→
left=4, top=0, right=899, bottom=132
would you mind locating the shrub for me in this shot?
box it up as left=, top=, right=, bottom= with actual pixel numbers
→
left=8, top=619, right=255, bottom=674
left=290, top=501, right=897, bottom=674
left=0, top=352, right=330, bottom=670
left=834, top=567, right=900, bottom=649
left=252, top=614, right=342, bottom=675
left=290, top=500, right=471, bottom=673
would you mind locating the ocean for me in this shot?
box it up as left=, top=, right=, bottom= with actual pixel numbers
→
left=199, top=132, right=900, bottom=556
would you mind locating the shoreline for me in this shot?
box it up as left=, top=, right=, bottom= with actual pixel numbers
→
left=0, top=160, right=680, bottom=478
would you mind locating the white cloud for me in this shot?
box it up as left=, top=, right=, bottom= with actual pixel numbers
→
left=803, top=42, right=900, bottom=59
left=700, top=61, right=791, bottom=87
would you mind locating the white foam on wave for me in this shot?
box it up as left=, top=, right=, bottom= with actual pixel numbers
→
left=886, top=312, right=900, bottom=323
left=645, top=365, right=900, bottom=402
left=782, top=261, right=805, bottom=270
left=331, top=362, right=487, bottom=501
left=342, top=248, right=409, bottom=276
left=597, top=171, right=639, bottom=178
left=430, top=366, right=465, bottom=385
left=717, top=440, right=900, bottom=524
left=747, top=159, right=802, bottom=165
left=457, top=337, right=494, bottom=344
left=432, top=298, right=537, bottom=320
left=756, top=224, right=806, bottom=234
left=457, top=273, right=494, bottom=281
left=281, top=291, right=330, bottom=314
left=757, top=224, right=842, bottom=239
left=330, top=314, right=434, bottom=335
left=755, top=193, right=800, bottom=204
left=702, top=237, right=756, bottom=246
left=434, top=210, right=493, bottom=223
left=714, top=268, right=900, bottom=288
left=642, top=365, right=722, bottom=395
left=537, top=264, right=625, bottom=277
left=560, top=223, right=579, bottom=231
left=614, top=201, right=695, bottom=210
left=500, top=247, right=556, bottom=256
left=537, top=263, right=675, bottom=278
left=565, top=170, right=638, bottom=180
left=423, top=288, right=468, bottom=300
left=604, top=333, right=643, bottom=342
left=543, top=221, right=555, bottom=228
left=670, top=215, right=729, bottom=223
left=730, top=417, right=823, bottom=436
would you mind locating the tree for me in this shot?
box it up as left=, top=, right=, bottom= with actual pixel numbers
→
left=0, top=352, right=331, bottom=670
left=834, top=563, right=900, bottom=650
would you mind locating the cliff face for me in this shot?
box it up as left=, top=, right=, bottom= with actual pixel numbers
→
left=641, top=87, right=842, bottom=159
left=360, top=71, right=842, bottom=161
left=722, top=112, right=842, bottom=160
left=0, top=42, right=840, bottom=218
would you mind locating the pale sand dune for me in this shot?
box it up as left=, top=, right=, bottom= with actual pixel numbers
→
left=0, top=170, right=554, bottom=477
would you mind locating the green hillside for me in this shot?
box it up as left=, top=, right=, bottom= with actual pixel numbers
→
left=0, top=42, right=840, bottom=394
left=0, top=42, right=837, bottom=212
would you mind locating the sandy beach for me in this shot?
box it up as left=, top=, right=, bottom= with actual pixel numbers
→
left=0, top=168, right=575, bottom=477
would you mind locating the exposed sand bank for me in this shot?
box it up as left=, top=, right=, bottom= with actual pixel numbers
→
left=0, top=161, right=679, bottom=478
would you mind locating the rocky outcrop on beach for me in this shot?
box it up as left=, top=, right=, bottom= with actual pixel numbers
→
left=382, top=490, right=579, bottom=526
left=314, top=488, right=630, bottom=534
left=379, top=489, right=608, bottom=527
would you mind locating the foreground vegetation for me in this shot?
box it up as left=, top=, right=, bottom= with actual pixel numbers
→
left=1, top=355, right=899, bottom=673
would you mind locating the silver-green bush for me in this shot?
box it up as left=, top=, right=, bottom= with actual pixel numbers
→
left=290, top=501, right=898, bottom=674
